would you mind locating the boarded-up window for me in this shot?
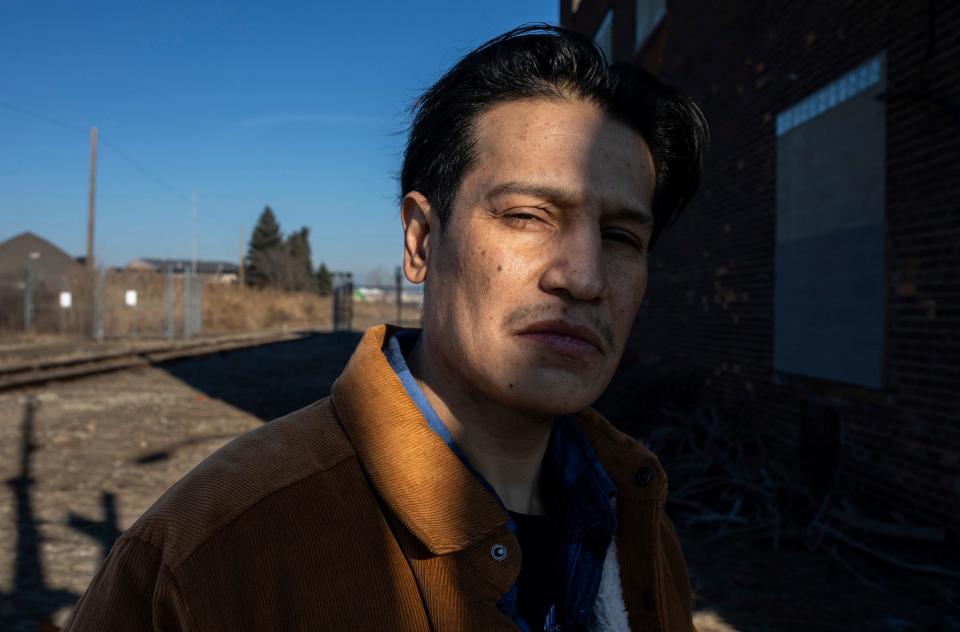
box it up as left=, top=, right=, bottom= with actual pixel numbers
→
left=773, top=54, right=886, bottom=388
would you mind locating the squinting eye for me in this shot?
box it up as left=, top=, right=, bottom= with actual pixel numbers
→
left=604, top=231, right=644, bottom=252
left=503, top=211, right=545, bottom=226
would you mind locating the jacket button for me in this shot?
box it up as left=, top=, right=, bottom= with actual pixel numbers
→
left=634, top=466, right=653, bottom=487
left=490, top=543, right=508, bottom=562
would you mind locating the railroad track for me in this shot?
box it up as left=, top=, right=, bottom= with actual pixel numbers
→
left=0, top=331, right=311, bottom=391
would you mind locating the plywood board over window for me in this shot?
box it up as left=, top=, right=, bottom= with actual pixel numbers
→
left=773, top=54, right=886, bottom=389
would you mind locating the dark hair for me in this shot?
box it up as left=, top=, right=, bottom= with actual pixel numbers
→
left=401, top=23, right=709, bottom=250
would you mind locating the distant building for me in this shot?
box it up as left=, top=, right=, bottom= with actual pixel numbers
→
left=126, top=258, right=240, bottom=283
left=563, top=1, right=960, bottom=530
left=0, top=232, right=82, bottom=281
left=0, top=232, right=84, bottom=331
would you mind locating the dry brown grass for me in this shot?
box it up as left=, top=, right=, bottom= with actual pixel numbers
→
left=203, top=284, right=331, bottom=332
left=351, top=299, right=421, bottom=330
left=101, top=270, right=178, bottom=336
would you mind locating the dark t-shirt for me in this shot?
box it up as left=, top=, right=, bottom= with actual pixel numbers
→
left=509, top=510, right=565, bottom=631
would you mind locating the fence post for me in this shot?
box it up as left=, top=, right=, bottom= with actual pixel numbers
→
left=59, top=280, right=66, bottom=335
left=331, top=272, right=355, bottom=332
left=195, top=278, right=203, bottom=337
left=334, top=273, right=340, bottom=331
left=166, top=269, right=174, bottom=340
left=93, top=269, right=104, bottom=342
left=132, top=290, right=139, bottom=339
left=346, top=273, right=354, bottom=331
left=395, top=266, right=402, bottom=326
left=184, top=268, right=192, bottom=339
left=331, top=273, right=338, bottom=331
left=23, top=267, right=33, bottom=332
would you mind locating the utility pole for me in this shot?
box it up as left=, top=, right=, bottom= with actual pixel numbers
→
left=238, top=225, right=245, bottom=287
left=191, top=189, right=198, bottom=278
left=86, top=127, right=98, bottom=270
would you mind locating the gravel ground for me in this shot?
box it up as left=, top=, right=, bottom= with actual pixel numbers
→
left=0, top=333, right=357, bottom=630
left=0, top=368, right=264, bottom=629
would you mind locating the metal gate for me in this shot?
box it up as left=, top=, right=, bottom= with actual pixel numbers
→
left=331, top=272, right=354, bottom=331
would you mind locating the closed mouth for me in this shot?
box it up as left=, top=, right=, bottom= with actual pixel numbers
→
left=515, top=319, right=605, bottom=354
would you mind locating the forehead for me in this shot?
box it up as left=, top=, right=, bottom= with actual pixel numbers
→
left=464, top=97, right=656, bottom=212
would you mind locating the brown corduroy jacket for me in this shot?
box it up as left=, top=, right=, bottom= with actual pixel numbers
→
left=64, top=325, right=695, bottom=631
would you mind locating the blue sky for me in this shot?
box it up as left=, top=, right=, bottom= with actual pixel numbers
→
left=0, top=0, right=558, bottom=282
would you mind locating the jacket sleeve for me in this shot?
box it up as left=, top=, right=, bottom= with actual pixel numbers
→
left=658, top=513, right=698, bottom=632
left=63, top=535, right=197, bottom=631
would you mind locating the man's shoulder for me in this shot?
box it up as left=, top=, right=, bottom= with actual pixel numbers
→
left=125, top=396, right=357, bottom=567
left=574, top=407, right=669, bottom=499
left=574, top=407, right=658, bottom=458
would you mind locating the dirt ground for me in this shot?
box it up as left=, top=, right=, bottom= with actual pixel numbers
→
left=0, top=332, right=956, bottom=630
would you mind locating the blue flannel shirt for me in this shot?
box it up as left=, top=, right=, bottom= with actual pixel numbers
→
left=385, top=330, right=618, bottom=632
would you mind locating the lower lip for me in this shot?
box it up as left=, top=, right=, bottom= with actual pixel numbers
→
left=517, top=332, right=601, bottom=357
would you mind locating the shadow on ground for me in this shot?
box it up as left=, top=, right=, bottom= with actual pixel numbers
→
left=1, top=398, right=81, bottom=630
left=157, top=331, right=361, bottom=422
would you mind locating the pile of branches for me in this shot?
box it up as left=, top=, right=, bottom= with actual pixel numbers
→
left=648, top=402, right=960, bottom=590
left=806, top=493, right=960, bottom=587
left=648, top=403, right=817, bottom=549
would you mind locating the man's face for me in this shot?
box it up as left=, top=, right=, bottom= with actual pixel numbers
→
left=406, top=97, right=656, bottom=415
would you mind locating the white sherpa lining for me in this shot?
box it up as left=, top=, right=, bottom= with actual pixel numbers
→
left=589, top=536, right=632, bottom=631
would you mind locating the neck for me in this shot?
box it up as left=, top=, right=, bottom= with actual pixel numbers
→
left=407, top=332, right=553, bottom=516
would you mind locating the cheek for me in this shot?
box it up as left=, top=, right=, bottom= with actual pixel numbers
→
left=465, top=243, right=538, bottom=327
left=451, top=245, right=506, bottom=320
left=609, top=261, right=649, bottom=333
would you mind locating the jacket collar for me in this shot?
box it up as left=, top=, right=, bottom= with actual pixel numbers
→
left=331, top=325, right=669, bottom=556
left=572, top=407, right=669, bottom=504
left=331, top=325, right=508, bottom=555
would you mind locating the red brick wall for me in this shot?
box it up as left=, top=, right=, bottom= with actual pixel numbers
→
left=565, top=0, right=960, bottom=528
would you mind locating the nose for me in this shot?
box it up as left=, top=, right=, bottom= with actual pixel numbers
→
left=539, top=223, right=607, bottom=303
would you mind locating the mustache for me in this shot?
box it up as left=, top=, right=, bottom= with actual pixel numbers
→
left=502, top=303, right=615, bottom=350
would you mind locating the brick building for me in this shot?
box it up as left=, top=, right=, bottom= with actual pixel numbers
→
left=563, top=1, right=959, bottom=529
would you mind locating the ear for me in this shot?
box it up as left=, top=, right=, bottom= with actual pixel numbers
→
left=401, top=191, right=434, bottom=284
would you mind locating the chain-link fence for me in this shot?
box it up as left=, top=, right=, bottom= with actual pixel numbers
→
left=0, top=267, right=204, bottom=341
left=332, top=272, right=424, bottom=332
left=1, top=266, right=424, bottom=342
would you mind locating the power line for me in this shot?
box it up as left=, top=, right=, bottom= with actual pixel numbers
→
left=0, top=100, right=87, bottom=135
left=96, top=135, right=190, bottom=205
left=1, top=99, right=237, bottom=228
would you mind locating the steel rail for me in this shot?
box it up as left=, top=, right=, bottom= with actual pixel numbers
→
left=0, top=331, right=311, bottom=391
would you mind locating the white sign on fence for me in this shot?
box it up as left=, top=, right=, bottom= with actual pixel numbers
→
left=59, top=291, right=72, bottom=309
left=125, top=289, right=138, bottom=307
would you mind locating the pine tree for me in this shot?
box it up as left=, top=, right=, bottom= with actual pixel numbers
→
left=285, top=227, right=315, bottom=292
left=315, top=262, right=333, bottom=296
left=246, top=206, right=283, bottom=288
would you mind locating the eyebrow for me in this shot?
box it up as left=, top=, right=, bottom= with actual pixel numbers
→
left=485, top=180, right=654, bottom=225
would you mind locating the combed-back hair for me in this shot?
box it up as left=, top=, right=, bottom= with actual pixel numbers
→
left=401, top=23, right=709, bottom=250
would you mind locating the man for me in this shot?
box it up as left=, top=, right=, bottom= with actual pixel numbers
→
left=65, top=24, right=707, bottom=632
